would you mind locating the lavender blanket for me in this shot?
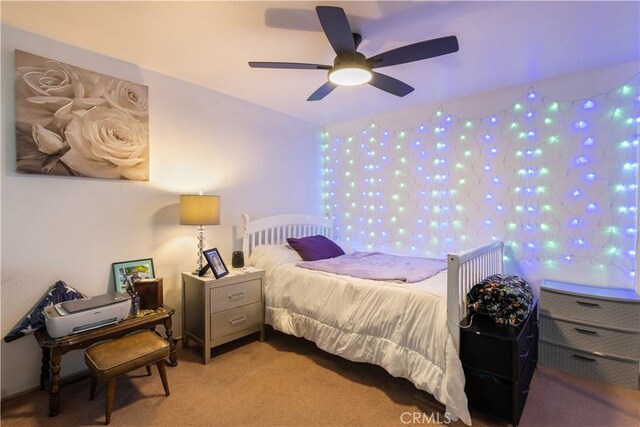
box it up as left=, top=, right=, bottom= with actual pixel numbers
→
left=296, top=252, right=447, bottom=283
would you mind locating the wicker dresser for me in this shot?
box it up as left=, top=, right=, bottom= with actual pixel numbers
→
left=539, top=280, right=640, bottom=389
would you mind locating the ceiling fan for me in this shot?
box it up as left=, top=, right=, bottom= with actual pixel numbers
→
left=249, top=6, right=459, bottom=101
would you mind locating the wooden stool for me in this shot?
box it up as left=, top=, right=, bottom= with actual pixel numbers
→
left=84, top=330, right=170, bottom=425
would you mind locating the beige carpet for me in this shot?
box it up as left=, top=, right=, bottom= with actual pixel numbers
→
left=1, top=330, right=639, bottom=426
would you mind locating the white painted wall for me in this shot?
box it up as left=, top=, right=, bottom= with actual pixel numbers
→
left=0, top=25, right=323, bottom=398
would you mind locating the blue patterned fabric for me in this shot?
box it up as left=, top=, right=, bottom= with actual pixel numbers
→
left=3, top=280, right=86, bottom=343
left=467, top=274, right=534, bottom=326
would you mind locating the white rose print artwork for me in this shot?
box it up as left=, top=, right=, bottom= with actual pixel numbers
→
left=15, top=50, right=149, bottom=181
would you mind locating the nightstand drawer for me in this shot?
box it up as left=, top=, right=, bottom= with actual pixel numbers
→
left=210, top=279, right=261, bottom=313
left=540, top=316, right=640, bottom=359
left=541, top=289, right=639, bottom=330
left=539, top=341, right=639, bottom=389
left=211, top=302, right=262, bottom=340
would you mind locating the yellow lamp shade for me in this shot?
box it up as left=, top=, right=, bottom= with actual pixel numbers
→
left=179, top=195, right=220, bottom=225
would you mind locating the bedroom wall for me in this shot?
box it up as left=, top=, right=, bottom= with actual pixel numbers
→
left=0, top=25, right=323, bottom=398
left=325, top=61, right=640, bottom=292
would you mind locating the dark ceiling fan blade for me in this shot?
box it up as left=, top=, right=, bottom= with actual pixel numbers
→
left=316, top=6, right=356, bottom=56
left=369, top=72, right=414, bottom=97
left=307, top=81, right=337, bottom=101
left=368, top=36, right=459, bottom=69
left=249, top=62, right=331, bottom=70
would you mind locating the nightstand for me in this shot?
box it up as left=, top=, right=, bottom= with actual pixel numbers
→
left=460, top=301, right=538, bottom=426
left=182, top=268, right=265, bottom=364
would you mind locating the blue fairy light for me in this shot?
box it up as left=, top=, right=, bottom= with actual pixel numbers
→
left=582, top=100, right=595, bottom=110
left=490, top=147, right=498, bottom=154
left=490, top=116, right=498, bottom=124
left=585, top=173, right=596, bottom=181
left=583, top=137, right=594, bottom=146
left=586, top=202, right=597, bottom=211
left=575, top=156, right=589, bottom=165
left=527, top=130, right=536, bottom=139
left=527, top=91, right=536, bottom=100
left=574, top=120, right=588, bottom=130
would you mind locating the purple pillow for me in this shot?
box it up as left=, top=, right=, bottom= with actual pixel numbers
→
left=287, top=235, right=345, bottom=261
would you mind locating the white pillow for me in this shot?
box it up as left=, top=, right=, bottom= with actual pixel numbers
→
left=249, top=245, right=301, bottom=271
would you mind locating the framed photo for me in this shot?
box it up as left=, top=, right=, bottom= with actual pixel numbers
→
left=112, top=258, right=155, bottom=292
left=203, top=248, right=228, bottom=279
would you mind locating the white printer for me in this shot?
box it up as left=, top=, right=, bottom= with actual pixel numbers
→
left=44, top=292, right=131, bottom=338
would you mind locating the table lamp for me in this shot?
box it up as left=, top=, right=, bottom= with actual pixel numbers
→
left=180, top=194, right=221, bottom=274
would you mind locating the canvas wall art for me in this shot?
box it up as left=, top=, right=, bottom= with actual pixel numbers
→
left=14, top=50, right=149, bottom=181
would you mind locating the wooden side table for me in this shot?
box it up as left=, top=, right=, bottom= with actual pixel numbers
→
left=34, top=305, right=177, bottom=416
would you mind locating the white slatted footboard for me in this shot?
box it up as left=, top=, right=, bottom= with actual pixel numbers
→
left=447, top=241, right=504, bottom=351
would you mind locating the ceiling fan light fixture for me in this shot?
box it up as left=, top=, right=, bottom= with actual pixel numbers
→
left=328, top=63, right=372, bottom=86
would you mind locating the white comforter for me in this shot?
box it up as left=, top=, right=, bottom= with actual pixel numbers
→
left=250, top=245, right=471, bottom=425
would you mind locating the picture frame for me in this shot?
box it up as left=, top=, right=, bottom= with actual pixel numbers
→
left=203, top=248, right=229, bottom=279
left=112, top=258, right=155, bottom=293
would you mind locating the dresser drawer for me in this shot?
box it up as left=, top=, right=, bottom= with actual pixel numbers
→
left=541, top=289, right=639, bottom=330
left=210, top=302, right=262, bottom=340
left=539, top=341, right=639, bottom=389
left=540, top=316, right=640, bottom=359
left=210, top=279, right=262, bottom=313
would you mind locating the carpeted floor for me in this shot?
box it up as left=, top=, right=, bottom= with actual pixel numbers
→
left=1, top=329, right=639, bottom=426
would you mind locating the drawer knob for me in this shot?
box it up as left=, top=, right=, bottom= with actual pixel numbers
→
left=229, top=315, right=247, bottom=325
left=576, top=300, right=600, bottom=308
left=574, top=327, right=598, bottom=335
left=228, top=292, right=246, bottom=301
left=573, top=354, right=596, bottom=362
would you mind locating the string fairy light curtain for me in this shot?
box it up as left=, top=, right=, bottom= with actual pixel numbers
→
left=322, top=75, right=639, bottom=288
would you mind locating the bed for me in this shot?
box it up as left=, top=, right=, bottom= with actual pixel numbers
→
left=242, top=213, right=504, bottom=425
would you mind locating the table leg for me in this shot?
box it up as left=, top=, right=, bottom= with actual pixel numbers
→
left=164, top=316, right=178, bottom=367
left=40, top=347, right=50, bottom=391
left=48, top=348, right=62, bottom=416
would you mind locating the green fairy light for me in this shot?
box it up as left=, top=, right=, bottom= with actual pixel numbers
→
left=613, top=107, right=623, bottom=118
left=545, top=260, right=556, bottom=268
left=620, top=141, right=631, bottom=148
left=606, top=226, right=619, bottom=235
left=514, top=103, right=522, bottom=110
left=539, top=167, right=549, bottom=175
left=536, top=187, right=546, bottom=194
left=459, top=179, right=466, bottom=185
left=399, top=131, right=406, bottom=138
left=621, top=85, right=632, bottom=95
left=542, top=205, right=551, bottom=212
left=544, top=241, right=557, bottom=249
left=510, top=122, right=518, bottom=129
left=516, top=151, right=523, bottom=157
left=348, top=137, right=353, bottom=142
left=464, top=150, right=471, bottom=156
left=455, top=163, right=464, bottom=169
left=518, top=132, right=527, bottom=139
left=460, top=135, right=467, bottom=141
left=544, top=118, right=553, bottom=124
left=548, top=102, right=559, bottom=112
left=540, top=224, right=549, bottom=231
left=515, top=206, right=524, bottom=212
left=508, top=223, right=517, bottom=230
left=465, top=121, right=473, bottom=128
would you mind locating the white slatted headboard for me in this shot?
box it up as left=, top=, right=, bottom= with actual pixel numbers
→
left=242, top=213, right=333, bottom=257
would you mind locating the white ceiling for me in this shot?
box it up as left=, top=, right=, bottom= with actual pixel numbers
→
left=2, top=1, right=639, bottom=126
